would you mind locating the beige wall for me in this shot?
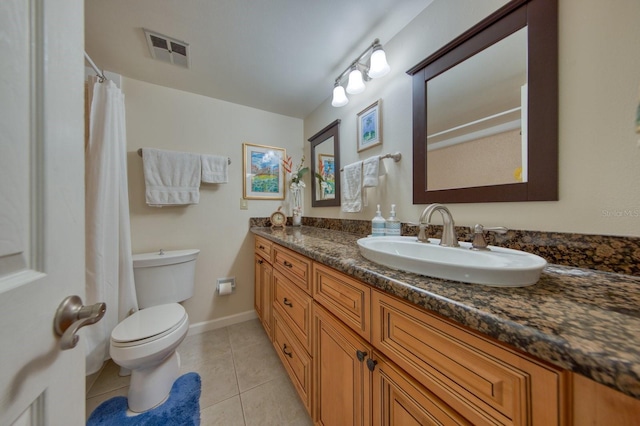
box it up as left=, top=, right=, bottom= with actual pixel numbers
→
left=304, top=0, right=640, bottom=237
left=123, top=78, right=303, bottom=325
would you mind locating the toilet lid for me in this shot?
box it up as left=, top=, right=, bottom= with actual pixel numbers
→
left=111, top=303, right=187, bottom=344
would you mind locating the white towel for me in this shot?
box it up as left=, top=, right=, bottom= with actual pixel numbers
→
left=362, top=155, right=386, bottom=188
left=341, top=161, right=363, bottom=213
left=201, top=154, right=228, bottom=183
left=142, top=148, right=201, bottom=207
left=362, top=156, right=386, bottom=207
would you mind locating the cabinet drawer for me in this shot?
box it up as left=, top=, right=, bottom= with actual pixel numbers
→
left=372, top=352, right=471, bottom=426
left=312, top=262, right=370, bottom=341
left=255, top=236, right=273, bottom=263
left=273, top=245, right=312, bottom=294
left=372, top=291, right=561, bottom=426
left=273, top=309, right=312, bottom=414
left=273, top=269, right=313, bottom=353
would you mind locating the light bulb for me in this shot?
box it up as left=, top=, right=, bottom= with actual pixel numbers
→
left=346, top=68, right=365, bottom=94
left=331, top=84, right=348, bottom=107
left=368, top=47, right=390, bottom=79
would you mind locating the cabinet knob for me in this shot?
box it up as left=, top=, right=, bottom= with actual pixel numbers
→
left=282, top=344, right=293, bottom=358
left=356, top=350, right=368, bottom=362
left=366, top=358, right=378, bottom=372
left=257, top=259, right=264, bottom=264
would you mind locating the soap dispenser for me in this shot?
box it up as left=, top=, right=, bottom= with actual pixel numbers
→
left=371, top=204, right=386, bottom=237
left=385, top=204, right=401, bottom=236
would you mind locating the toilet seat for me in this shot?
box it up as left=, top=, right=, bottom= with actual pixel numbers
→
left=111, top=303, right=187, bottom=348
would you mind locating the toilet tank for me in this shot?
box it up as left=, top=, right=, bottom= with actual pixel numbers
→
left=132, top=249, right=200, bottom=309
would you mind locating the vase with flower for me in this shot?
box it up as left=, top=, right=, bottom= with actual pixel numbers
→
left=283, top=155, right=308, bottom=226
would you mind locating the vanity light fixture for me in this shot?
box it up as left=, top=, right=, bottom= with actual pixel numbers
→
left=368, top=43, right=391, bottom=78
left=346, top=64, right=366, bottom=94
left=331, top=39, right=391, bottom=107
left=332, top=82, right=349, bottom=107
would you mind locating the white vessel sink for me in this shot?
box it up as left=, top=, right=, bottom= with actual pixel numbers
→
left=357, top=236, right=546, bottom=287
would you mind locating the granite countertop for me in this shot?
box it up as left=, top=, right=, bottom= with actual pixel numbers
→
left=250, top=225, right=640, bottom=399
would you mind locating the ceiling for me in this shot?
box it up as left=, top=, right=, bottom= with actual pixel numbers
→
left=84, top=0, right=434, bottom=119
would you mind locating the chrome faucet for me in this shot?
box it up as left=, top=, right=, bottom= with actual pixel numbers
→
left=417, top=204, right=459, bottom=247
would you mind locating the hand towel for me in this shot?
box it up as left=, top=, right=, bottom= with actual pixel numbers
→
left=362, top=156, right=386, bottom=207
left=362, top=155, right=386, bottom=188
left=341, top=161, right=363, bottom=213
left=201, top=154, right=228, bottom=183
left=142, top=148, right=201, bottom=207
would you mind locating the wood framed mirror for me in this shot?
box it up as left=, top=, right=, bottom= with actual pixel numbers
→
left=309, top=119, right=341, bottom=207
left=407, top=0, right=558, bottom=203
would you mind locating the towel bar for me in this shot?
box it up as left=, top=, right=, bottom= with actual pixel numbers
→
left=340, top=152, right=401, bottom=172
left=137, top=148, right=230, bottom=165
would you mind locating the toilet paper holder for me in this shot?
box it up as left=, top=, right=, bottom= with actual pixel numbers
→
left=216, top=277, right=236, bottom=295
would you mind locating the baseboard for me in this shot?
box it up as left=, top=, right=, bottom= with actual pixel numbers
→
left=187, top=310, right=258, bottom=336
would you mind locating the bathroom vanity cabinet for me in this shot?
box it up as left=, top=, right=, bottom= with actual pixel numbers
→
left=253, top=234, right=640, bottom=425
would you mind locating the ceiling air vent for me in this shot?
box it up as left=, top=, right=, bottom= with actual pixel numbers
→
left=143, top=29, right=190, bottom=69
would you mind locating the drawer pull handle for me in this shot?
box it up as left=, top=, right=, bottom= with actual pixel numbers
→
left=282, top=344, right=293, bottom=358
left=356, top=350, right=368, bottom=362
left=257, top=259, right=263, bottom=264
left=283, top=260, right=293, bottom=268
left=283, top=298, right=293, bottom=307
left=259, top=245, right=265, bottom=249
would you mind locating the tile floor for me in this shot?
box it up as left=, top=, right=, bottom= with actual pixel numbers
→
left=86, top=319, right=313, bottom=425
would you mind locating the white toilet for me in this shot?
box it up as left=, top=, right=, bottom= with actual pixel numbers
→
left=110, top=249, right=199, bottom=413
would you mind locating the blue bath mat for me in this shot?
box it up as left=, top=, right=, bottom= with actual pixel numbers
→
left=87, top=372, right=201, bottom=426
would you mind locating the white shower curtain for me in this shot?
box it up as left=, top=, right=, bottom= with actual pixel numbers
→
left=84, top=77, right=139, bottom=375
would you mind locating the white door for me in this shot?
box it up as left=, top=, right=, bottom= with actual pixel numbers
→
left=0, top=0, right=87, bottom=424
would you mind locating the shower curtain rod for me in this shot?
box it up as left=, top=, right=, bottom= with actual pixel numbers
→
left=84, top=51, right=106, bottom=82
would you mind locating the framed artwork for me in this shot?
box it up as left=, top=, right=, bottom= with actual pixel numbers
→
left=317, top=153, right=335, bottom=200
left=242, top=143, right=286, bottom=200
left=357, top=99, right=382, bottom=152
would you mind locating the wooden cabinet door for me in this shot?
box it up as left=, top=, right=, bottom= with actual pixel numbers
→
left=254, top=254, right=273, bottom=339
left=571, top=373, right=640, bottom=426
left=261, top=258, right=273, bottom=339
left=314, top=304, right=371, bottom=426
left=254, top=254, right=264, bottom=318
left=372, top=352, right=471, bottom=426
